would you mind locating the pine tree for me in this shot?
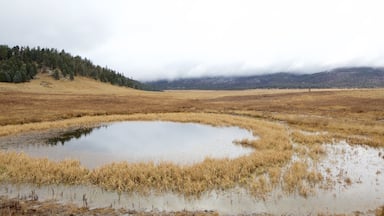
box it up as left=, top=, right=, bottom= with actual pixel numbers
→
left=69, top=71, right=74, bottom=80
left=0, top=72, right=11, bottom=82
left=12, top=71, right=23, bottom=83
left=0, top=45, right=8, bottom=60
left=53, top=69, right=60, bottom=80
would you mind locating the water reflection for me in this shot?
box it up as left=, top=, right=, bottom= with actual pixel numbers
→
left=46, top=127, right=97, bottom=145
left=1, top=142, right=382, bottom=215
left=6, top=121, right=256, bottom=168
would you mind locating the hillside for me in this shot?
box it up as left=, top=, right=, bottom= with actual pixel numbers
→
left=0, top=45, right=153, bottom=91
left=0, top=72, right=145, bottom=95
left=147, top=67, right=384, bottom=90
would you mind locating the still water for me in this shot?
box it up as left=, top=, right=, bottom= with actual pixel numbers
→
left=7, top=121, right=256, bottom=168
left=1, top=142, right=382, bottom=215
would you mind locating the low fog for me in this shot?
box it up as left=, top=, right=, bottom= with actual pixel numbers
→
left=1, top=0, right=384, bottom=81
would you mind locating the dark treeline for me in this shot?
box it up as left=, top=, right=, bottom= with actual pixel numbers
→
left=0, top=45, right=152, bottom=90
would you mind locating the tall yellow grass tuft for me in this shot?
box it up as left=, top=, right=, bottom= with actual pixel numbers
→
left=282, top=161, right=323, bottom=196
left=0, top=151, right=88, bottom=185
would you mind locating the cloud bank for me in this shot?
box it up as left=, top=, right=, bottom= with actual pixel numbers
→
left=1, top=0, right=384, bottom=81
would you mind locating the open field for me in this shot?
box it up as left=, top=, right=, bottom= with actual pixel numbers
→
left=0, top=74, right=384, bottom=215
left=1, top=74, right=383, bottom=138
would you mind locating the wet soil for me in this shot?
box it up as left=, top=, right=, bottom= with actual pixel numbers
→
left=1, top=195, right=383, bottom=216
left=0, top=196, right=220, bottom=216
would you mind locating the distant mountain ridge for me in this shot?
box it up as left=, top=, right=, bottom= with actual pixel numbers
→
left=147, top=67, right=384, bottom=90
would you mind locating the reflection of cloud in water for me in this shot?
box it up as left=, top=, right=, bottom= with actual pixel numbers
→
left=1, top=142, right=382, bottom=215
left=6, top=121, right=255, bottom=168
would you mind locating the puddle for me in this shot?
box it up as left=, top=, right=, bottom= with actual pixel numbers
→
left=1, top=121, right=255, bottom=168
left=1, top=142, right=382, bottom=215
left=313, top=142, right=384, bottom=213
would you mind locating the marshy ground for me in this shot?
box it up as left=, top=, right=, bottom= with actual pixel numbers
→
left=0, top=74, right=384, bottom=215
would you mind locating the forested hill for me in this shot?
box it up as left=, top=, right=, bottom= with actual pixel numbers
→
left=147, top=67, right=384, bottom=90
left=0, top=45, right=152, bottom=90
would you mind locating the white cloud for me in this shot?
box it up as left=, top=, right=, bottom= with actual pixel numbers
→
left=1, top=0, right=384, bottom=81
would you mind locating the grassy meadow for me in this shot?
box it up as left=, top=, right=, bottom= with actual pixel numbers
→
left=0, top=73, right=384, bottom=214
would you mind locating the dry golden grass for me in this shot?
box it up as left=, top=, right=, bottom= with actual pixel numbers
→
left=0, top=151, right=88, bottom=185
left=0, top=73, right=144, bottom=95
left=283, top=162, right=308, bottom=194
left=282, top=161, right=323, bottom=197
left=376, top=206, right=384, bottom=216
left=291, top=131, right=333, bottom=146
left=249, top=175, right=272, bottom=198
left=0, top=112, right=292, bottom=196
left=1, top=74, right=383, bottom=199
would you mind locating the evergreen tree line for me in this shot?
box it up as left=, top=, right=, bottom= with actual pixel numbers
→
left=0, top=45, right=152, bottom=90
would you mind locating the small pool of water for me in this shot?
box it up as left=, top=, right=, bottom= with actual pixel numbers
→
left=4, top=121, right=256, bottom=168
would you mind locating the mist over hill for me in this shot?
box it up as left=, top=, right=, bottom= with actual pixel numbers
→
left=147, top=67, right=384, bottom=90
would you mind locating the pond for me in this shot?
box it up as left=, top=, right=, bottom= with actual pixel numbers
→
left=4, top=121, right=256, bottom=168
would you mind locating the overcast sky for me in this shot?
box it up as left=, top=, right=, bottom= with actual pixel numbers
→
left=1, top=0, right=384, bottom=81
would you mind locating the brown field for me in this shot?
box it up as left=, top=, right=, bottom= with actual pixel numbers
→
left=1, top=73, right=384, bottom=215
left=1, top=74, right=383, bottom=140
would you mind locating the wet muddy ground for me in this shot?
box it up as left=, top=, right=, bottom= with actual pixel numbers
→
left=0, top=196, right=221, bottom=216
